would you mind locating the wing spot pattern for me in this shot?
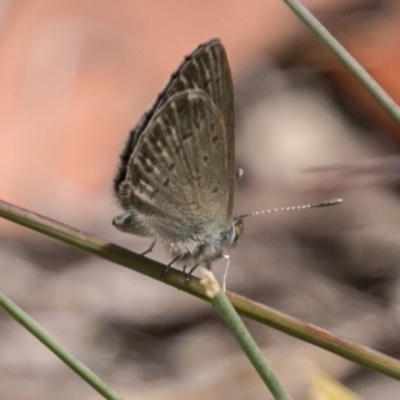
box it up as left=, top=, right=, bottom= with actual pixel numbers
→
left=138, top=178, right=152, bottom=192
left=182, top=130, right=193, bottom=141
left=163, top=178, right=170, bottom=187
left=143, top=159, right=154, bottom=173
left=174, top=145, right=182, bottom=154
left=149, top=135, right=164, bottom=154
left=149, top=189, right=158, bottom=199
left=180, top=76, right=188, bottom=87
left=143, top=164, right=153, bottom=174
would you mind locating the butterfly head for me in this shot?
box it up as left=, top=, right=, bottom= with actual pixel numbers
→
left=232, top=217, right=244, bottom=246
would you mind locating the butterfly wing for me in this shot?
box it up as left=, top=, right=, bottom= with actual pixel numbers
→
left=114, top=38, right=235, bottom=217
left=116, top=89, right=233, bottom=247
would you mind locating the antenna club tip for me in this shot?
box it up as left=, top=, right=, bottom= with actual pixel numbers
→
left=312, top=198, right=344, bottom=208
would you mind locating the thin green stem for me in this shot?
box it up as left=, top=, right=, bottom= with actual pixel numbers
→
left=0, top=288, right=122, bottom=400
left=0, top=198, right=399, bottom=380
left=201, top=270, right=292, bottom=400
left=283, top=0, right=400, bottom=126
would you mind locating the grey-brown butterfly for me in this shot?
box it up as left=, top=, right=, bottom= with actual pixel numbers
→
left=113, top=38, right=342, bottom=276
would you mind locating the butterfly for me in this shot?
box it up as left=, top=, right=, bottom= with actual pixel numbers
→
left=113, top=38, right=242, bottom=271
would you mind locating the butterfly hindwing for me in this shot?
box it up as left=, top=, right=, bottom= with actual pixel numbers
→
left=121, top=89, right=232, bottom=243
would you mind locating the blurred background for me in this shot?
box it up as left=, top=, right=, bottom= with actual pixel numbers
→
left=1, top=0, right=400, bottom=398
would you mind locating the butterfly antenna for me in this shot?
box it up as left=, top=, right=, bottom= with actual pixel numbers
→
left=236, top=198, right=343, bottom=220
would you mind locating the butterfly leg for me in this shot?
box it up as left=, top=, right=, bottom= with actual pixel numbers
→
left=222, top=255, right=230, bottom=292
left=163, top=256, right=180, bottom=276
left=185, top=264, right=199, bottom=282
left=141, top=240, right=156, bottom=256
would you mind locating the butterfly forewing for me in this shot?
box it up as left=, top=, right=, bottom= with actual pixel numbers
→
left=161, top=39, right=234, bottom=137
left=114, top=39, right=235, bottom=217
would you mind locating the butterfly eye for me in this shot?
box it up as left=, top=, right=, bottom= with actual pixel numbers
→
left=233, top=219, right=244, bottom=244
left=223, top=223, right=240, bottom=246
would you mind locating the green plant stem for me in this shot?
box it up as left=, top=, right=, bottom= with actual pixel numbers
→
left=201, top=270, right=293, bottom=400
left=0, top=288, right=122, bottom=400
left=0, top=199, right=400, bottom=380
left=283, top=0, right=400, bottom=126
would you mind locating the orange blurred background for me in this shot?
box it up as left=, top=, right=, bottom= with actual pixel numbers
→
left=2, top=1, right=400, bottom=399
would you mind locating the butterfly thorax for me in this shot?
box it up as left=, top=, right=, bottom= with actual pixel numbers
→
left=168, top=219, right=243, bottom=265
